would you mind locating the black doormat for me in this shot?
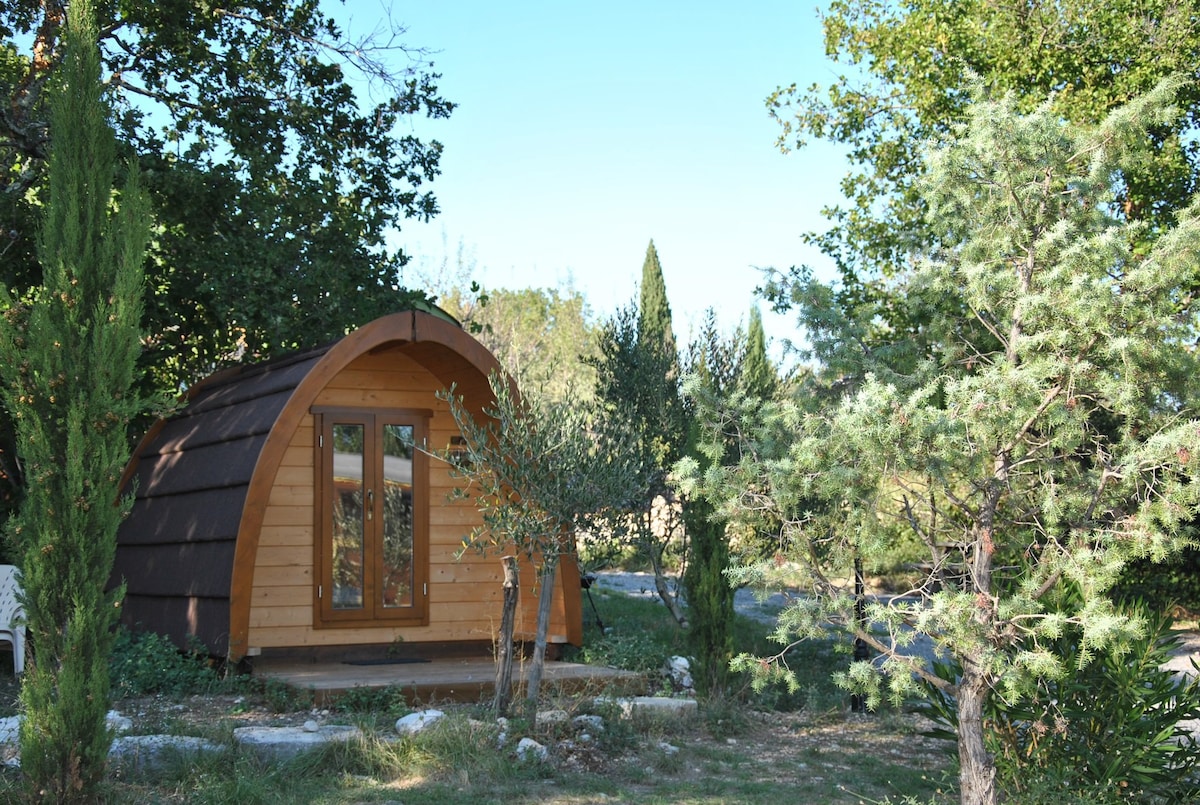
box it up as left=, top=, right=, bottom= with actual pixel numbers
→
left=343, top=657, right=431, bottom=666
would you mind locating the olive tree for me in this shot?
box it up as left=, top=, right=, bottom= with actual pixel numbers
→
left=441, top=374, right=645, bottom=718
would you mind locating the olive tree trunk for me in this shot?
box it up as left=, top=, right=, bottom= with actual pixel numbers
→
left=493, top=555, right=519, bottom=715
left=523, top=554, right=560, bottom=723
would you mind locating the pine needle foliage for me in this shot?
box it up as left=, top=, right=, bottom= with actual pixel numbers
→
left=685, top=79, right=1200, bottom=805
left=0, top=0, right=151, bottom=799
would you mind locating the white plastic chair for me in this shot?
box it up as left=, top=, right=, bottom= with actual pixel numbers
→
left=0, top=565, right=24, bottom=674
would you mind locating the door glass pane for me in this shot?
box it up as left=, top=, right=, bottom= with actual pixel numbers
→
left=381, top=424, right=414, bottom=608
left=331, top=423, right=364, bottom=610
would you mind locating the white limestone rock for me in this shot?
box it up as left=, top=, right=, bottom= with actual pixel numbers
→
left=233, top=724, right=361, bottom=762
left=572, top=714, right=605, bottom=733
left=595, top=695, right=698, bottom=718
left=106, top=710, right=133, bottom=734
left=536, top=708, right=570, bottom=725
left=515, top=737, right=548, bottom=762
left=109, top=734, right=226, bottom=774
left=664, top=656, right=694, bottom=690
left=394, top=709, right=446, bottom=735
left=0, top=715, right=18, bottom=746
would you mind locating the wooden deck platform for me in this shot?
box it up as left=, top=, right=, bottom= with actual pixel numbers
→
left=252, top=656, right=645, bottom=705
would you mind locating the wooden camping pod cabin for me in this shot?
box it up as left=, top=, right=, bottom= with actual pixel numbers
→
left=113, top=309, right=583, bottom=663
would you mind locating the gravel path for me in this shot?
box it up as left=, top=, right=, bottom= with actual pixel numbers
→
left=589, top=570, right=789, bottom=624
left=590, top=570, right=1200, bottom=679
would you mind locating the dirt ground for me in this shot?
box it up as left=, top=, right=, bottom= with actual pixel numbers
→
left=111, top=689, right=955, bottom=788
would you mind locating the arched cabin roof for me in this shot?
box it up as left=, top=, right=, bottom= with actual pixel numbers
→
left=114, top=310, right=502, bottom=657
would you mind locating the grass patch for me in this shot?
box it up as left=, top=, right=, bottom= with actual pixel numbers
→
left=0, top=589, right=954, bottom=803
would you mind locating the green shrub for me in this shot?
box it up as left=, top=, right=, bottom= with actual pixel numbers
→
left=920, top=604, right=1200, bottom=803
left=1115, top=546, right=1200, bottom=616
left=331, top=684, right=410, bottom=721
left=260, top=678, right=312, bottom=713
left=109, top=626, right=221, bottom=698
left=577, top=627, right=667, bottom=675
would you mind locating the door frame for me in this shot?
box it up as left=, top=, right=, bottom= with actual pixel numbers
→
left=311, top=406, right=431, bottom=628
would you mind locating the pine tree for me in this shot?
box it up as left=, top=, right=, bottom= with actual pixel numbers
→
left=0, top=0, right=151, bottom=798
left=689, top=80, right=1200, bottom=805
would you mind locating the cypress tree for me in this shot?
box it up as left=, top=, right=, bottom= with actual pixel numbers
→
left=0, top=0, right=151, bottom=798
left=633, top=240, right=685, bottom=467
left=680, top=313, right=742, bottom=696
left=681, top=494, right=734, bottom=696
left=740, top=306, right=777, bottom=400
left=637, top=240, right=677, bottom=369
left=590, top=242, right=690, bottom=625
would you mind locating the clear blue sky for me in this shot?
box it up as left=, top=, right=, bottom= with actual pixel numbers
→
left=337, top=1, right=849, bottom=360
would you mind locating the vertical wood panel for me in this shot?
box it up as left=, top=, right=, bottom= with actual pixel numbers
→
left=245, top=336, right=580, bottom=653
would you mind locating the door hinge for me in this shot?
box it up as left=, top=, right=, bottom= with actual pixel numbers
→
left=318, top=584, right=323, bottom=599
left=319, top=434, right=324, bottom=448
left=423, top=583, right=428, bottom=597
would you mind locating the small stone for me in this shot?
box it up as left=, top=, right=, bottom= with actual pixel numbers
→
left=572, top=714, right=605, bottom=733
left=516, top=737, right=548, bottom=761
left=106, top=711, right=133, bottom=734
left=537, top=708, right=569, bottom=725
left=395, top=709, right=445, bottom=735
left=658, top=741, right=679, bottom=755
left=302, top=720, right=319, bottom=733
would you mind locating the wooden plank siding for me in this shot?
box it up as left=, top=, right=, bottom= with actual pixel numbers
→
left=245, top=345, right=572, bottom=654
left=117, top=311, right=582, bottom=661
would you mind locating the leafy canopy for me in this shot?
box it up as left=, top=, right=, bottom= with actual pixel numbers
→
left=767, top=0, right=1200, bottom=346
left=440, top=285, right=601, bottom=405
left=1, top=0, right=452, bottom=387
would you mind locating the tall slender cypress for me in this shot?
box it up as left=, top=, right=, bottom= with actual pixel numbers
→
left=0, top=0, right=151, bottom=798
left=740, top=306, right=776, bottom=400
left=634, top=240, right=685, bottom=468
left=637, top=240, right=677, bottom=368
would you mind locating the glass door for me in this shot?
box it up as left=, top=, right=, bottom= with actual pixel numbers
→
left=315, top=408, right=429, bottom=626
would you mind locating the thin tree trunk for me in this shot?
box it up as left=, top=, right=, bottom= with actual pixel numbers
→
left=649, top=549, right=689, bottom=628
left=957, top=657, right=997, bottom=805
left=493, top=555, right=519, bottom=716
left=524, top=556, right=559, bottom=723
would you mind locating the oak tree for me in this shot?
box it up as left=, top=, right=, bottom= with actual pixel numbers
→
left=767, top=0, right=1200, bottom=357
left=1, top=0, right=451, bottom=388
